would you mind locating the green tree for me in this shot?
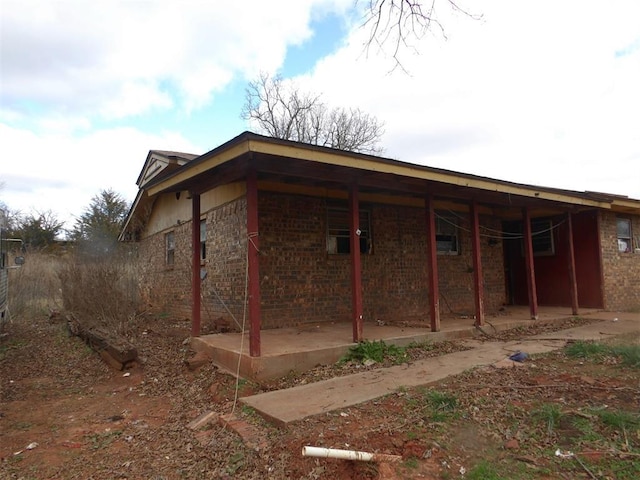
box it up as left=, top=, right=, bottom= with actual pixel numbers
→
left=14, top=210, right=64, bottom=249
left=70, top=189, right=129, bottom=256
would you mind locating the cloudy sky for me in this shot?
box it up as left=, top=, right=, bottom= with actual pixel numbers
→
left=1, top=0, right=639, bottom=232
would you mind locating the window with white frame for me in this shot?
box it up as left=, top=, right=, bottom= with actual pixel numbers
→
left=200, top=219, right=207, bottom=261
left=616, top=218, right=632, bottom=253
left=166, top=231, right=175, bottom=265
left=327, top=207, right=371, bottom=255
left=435, top=213, right=459, bottom=255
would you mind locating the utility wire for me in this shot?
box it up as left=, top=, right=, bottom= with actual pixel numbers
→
left=435, top=210, right=566, bottom=240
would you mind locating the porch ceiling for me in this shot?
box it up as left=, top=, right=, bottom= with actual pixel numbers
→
left=253, top=153, right=584, bottom=213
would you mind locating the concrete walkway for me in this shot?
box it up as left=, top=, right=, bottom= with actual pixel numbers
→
left=240, top=313, right=639, bottom=426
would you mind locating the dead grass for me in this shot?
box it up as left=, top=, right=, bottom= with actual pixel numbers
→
left=58, top=250, right=142, bottom=336
left=5, top=249, right=143, bottom=337
left=5, top=252, right=63, bottom=320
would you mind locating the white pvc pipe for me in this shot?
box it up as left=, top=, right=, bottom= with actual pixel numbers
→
left=302, top=446, right=402, bottom=463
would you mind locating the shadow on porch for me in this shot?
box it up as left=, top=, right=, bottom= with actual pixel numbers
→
left=190, top=306, right=602, bottom=382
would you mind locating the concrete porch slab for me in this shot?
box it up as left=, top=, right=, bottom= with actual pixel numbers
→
left=190, top=306, right=604, bottom=382
left=240, top=313, right=639, bottom=426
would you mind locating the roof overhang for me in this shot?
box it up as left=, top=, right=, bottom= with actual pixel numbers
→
left=143, top=131, right=640, bottom=215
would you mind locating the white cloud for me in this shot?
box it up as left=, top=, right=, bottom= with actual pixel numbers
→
left=100, top=81, right=174, bottom=119
left=297, top=0, right=640, bottom=199
left=0, top=123, right=200, bottom=229
left=2, top=0, right=639, bottom=237
left=0, top=0, right=351, bottom=120
left=0, top=0, right=356, bottom=227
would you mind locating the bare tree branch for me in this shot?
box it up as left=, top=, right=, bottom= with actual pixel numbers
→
left=360, top=0, right=481, bottom=71
left=242, top=72, right=385, bottom=155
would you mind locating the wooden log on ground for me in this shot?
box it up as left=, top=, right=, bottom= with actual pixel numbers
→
left=185, top=351, right=210, bottom=371
left=100, top=349, right=126, bottom=371
left=67, top=315, right=138, bottom=370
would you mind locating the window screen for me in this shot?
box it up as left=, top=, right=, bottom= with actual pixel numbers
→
left=327, top=207, right=371, bottom=255
left=166, top=231, right=175, bottom=265
left=617, top=218, right=632, bottom=253
left=435, top=213, right=459, bottom=255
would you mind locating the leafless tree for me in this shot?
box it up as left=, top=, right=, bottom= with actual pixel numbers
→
left=242, top=72, right=385, bottom=155
left=361, top=0, right=480, bottom=70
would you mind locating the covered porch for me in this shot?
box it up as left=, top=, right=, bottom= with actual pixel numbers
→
left=141, top=133, right=613, bottom=361
left=191, top=306, right=602, bottom=381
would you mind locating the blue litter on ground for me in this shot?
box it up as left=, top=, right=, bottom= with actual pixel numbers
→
left=508, top=351, right=529, bottom=362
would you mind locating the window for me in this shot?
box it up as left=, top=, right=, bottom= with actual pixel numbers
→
left=165, top=231, right=175, bottom=265
left=435, top=213, right=459, bottom=255
left=617, top=218, right=632, bottom=253
left=200, top=219, right=207, bottom=261
left=530, top=219, right=555, bottom=255
left=518, top=219, right=555, bottom=256
left=327, top=207, right=371, bottom=255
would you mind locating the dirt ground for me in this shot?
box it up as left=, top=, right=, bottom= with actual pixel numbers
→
left=1, top=314, right=638, bottom=479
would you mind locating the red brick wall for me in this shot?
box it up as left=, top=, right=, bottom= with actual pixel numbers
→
left=137, top=197, right=248, bottom=326
left=258, top=193, right=348, bottom=327
left=257, top=192, right=506, bottom=328
left=361, top=204, right=429, bottom=321
left=200, top=198, right=248, bottom=328
left=600, top=211, right=640, bottom=311
left=138, top=191, right=508, bottom=329
left=137, top=221, right=193, bottom=320
left=427, top=209, right=506, bottom=318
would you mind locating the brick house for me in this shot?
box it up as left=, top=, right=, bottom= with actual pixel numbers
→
left=121, top=132, right=640, bottom=357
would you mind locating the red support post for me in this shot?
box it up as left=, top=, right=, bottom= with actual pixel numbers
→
left=595, top=213, right=607, bottom=310
left=522, top=207, right=539, bottom=320
left=425, top=195, right=440, bottom=332
left=191, top=193, right=201, bottom=337
left=470, top=201, right=485, bottom=326
left=566, top=211, right=579, bottom=315
left=247, top=169, right=262, bottom=357
left=349, top=184, right=363, bottom=343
